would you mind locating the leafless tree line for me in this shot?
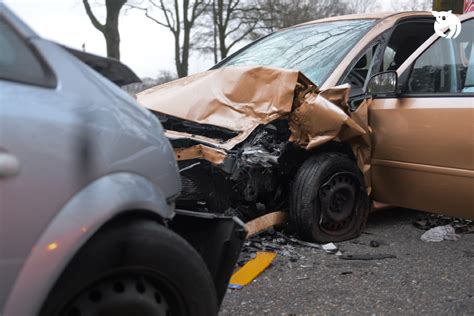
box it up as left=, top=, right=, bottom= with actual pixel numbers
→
left=83, top=0, right=437, bottom=79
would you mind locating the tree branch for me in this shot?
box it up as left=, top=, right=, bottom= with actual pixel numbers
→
left=82, top=0, right=105, bottom=32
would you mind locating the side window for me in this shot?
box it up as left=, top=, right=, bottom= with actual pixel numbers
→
left=343, top=43, right=381, bottom=96
left=408, top=19, right=474, bottom=94
left=382, top=22, right=434, bottom=71
left=0, top=17, right=54, bottom=87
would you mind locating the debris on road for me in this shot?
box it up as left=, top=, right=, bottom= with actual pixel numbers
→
left=421, top=225, right=460, bottom=242
left=322, top=243, right=338, bottom=254
left=414, top=214, right=473, bottom=234
left=245, top=211, right=289, bottom=238
left=236, top=228, right=343, bottom=274
left=229, top=252, right=277, bottom=289
left=274, top=232, right=340, bottom=254
left=339, top=254, right=397, bottom=260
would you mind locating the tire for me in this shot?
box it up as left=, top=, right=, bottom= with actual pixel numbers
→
left=290, top=152, right=370, bottom=243
left=40, top=219, right=218, bottom=316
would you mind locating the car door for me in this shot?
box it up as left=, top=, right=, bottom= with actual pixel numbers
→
left=369, top=14, right=474, bottom=219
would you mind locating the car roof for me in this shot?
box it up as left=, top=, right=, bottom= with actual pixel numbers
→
left=293, top=11, right=433, bottom=28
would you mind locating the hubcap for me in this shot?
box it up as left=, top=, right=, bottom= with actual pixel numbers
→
left=318, top=172, right=360, bottom=235
left=62, top=273, right=184, bottom=316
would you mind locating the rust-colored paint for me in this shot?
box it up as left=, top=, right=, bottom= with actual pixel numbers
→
left=138, top=67, right=372, bottom=189
left=175, top=144, right=227, bottom=165
left=369, top=13, right=474, bottom=219
left=137, top=12, right=474, bottom=221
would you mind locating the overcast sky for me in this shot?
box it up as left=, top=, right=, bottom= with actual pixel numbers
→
left=4, top=0, right=215, bottom=78
left=4, top=0, right=429, bottom=78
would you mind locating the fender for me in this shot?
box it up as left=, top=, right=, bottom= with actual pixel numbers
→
left=3, top=172, right=173, bottom=316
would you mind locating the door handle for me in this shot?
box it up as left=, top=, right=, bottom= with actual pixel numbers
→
left=0, top=152, right=20, bottom=178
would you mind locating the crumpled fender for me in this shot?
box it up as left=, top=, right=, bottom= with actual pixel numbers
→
left=289, top=83, right=372, bottom=192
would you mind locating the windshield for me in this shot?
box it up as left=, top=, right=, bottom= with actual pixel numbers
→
left=219, top=20, right=376, bottom=85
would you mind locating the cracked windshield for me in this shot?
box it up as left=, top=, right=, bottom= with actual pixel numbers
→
left=222, top=20, right=375, bottom=85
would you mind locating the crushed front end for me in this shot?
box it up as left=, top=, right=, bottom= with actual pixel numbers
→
left=137, top=66, right=371, bottom=222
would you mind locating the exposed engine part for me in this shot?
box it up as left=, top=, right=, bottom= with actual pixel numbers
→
left=174, top=119, right=307, bottom=222
left=240, top=146, right=279, bottom=168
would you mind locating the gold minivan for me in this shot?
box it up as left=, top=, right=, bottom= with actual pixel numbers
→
left=138, top=12, right=474, bottom=242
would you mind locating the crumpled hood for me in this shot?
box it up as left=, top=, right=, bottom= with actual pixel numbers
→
left=137, top=66, right=302, bottom=149
left=137, top=66, right=372, bottom=191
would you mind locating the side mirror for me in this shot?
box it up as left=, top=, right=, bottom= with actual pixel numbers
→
left=367, top=71, right=398, bottom=95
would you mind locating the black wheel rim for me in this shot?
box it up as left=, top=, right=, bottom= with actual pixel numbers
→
left=60, top=270, right=187, bottom=316
left=317, top=172, right=362, bottom=236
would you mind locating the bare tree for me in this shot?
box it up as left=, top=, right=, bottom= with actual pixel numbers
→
left=255, top=0, right=353, bottom=33
left=433, top=0, right=464, bottom=13
left=195, top=0, right=263, bottom=62
left=82, top=0, right=127, bottom=60
left=196, top=0, right=365, bottom=63
left=130, top=0, right=208, bottom=78
left=210, top=0, right=262, bottom=60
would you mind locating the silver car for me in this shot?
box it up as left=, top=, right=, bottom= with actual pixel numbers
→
left=0, top=4, right=244, bottom=315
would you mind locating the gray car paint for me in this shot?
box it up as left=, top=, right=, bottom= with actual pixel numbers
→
left=3, top=173, right=173, bottom=315
left=0, top=4, right=181, bottom=314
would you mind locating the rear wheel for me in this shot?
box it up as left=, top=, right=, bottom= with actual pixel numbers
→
left=290, top=152, right=370, bottom=243
left=40, top=219, right=218, bottom=316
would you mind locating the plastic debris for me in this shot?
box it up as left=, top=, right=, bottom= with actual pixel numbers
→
left=340, top=254, right=396, bottom=260
left=228, top=252, right=277, bottom=289
left=420, top=225, right=460, bottom=242
left=414, top=214, right=473, bottom=234
left=322, top=243, right=338, bottom=253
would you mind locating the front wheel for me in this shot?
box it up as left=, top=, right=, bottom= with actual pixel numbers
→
left=40, top=219, right=218, bottom=316
left=290, top=152, right=370, bottom=243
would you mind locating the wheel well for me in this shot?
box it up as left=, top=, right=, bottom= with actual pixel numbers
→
left=104, top=209, right=167, bottom=227
left=307, top=141, right=356, bottom=161
left=283, top=141, right=357, bottom=182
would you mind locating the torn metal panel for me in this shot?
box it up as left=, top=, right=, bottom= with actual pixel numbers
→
left=288, top=84, right=366, bottom=151
left=288, top=84, right=372, bottom=191
left=245, top=211, right=289, bottom=238
left=175, top=144, right=227, bottom=165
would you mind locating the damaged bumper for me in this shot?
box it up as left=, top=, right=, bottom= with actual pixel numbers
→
left=169, top=210, right=246, bottom=305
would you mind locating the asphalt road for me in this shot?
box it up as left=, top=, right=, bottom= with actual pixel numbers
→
left=220, top=208, right=474, bottom=315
